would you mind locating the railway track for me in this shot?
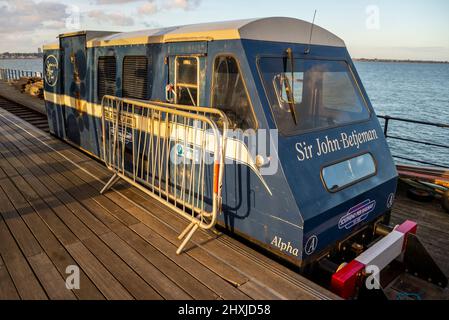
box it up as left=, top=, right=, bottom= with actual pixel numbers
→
left=0, top=96, right=49, bottom=133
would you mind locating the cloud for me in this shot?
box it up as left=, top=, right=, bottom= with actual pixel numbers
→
left=96, top=0, right=202, bottom=11
left=0, top=0, right=204, bottom=52
left=165, top=0, right=201, bottom=10
left=0, top=0, right=69, bottom=34
left=138, top=2, right=157, bottom=15
left=95, top=0, right=138, bottom=4
left=87, top=10, right=135, bottom=26
left=136, top=0, right=202, bottom=17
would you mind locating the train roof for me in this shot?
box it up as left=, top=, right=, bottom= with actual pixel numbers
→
left=43, top=17, right=345, bottom=50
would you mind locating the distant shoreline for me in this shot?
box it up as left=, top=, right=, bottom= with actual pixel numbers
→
left=354, top=58, right=449, bottom=64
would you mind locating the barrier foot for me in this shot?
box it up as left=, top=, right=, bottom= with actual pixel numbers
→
left=178, top=216, right=200, bottom=240
left=101, top=173, right=120, bottom=194
left=176, top=224, right=199, bottom=255
left=178, top=222, right=195, bottom=240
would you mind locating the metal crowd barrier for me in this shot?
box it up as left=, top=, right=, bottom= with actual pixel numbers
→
left=0, top=68, right=42, bottom=81
left=100, top=95, right=228, bottom=254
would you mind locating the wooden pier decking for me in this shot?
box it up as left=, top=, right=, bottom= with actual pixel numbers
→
left=0, top=102, right=338, bottom=300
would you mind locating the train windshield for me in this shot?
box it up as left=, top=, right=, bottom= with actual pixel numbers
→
left=258, top=58, right=370, bottom=135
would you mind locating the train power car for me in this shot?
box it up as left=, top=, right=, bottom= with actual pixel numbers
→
left=42, top=17, right=447, bottom=299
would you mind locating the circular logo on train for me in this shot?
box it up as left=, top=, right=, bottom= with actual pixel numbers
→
left=44, top=55, right=59, bottom=87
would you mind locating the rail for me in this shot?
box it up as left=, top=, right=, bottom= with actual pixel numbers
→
left=100, top=95, right=228, bottom=254
left=0, top=68, right=42, bottom=81
left=378, top=115, right=449, bottom=168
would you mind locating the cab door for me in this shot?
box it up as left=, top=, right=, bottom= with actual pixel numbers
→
left=165, top=42, right=207, bottom=106
left=60, top=34, right=88, bottom=148
left=173, top=56, right=200, bottom=106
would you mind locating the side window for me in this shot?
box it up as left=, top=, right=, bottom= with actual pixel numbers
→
left=98, top=56, right=116, bottom=101
left=211, top=56, right=256, bottom=130
left=123, top=56, right=150, bottom=100
left=175, top=57, right=198, bottom=106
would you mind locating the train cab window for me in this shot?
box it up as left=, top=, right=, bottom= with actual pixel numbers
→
left=123, top=56, right=150, bottom=100
left=98, top=56, right=117, bottom=100
left=175, top=57, right=198, bottom=106
left=211, top=56, right=256, bottom=130
left=259, top=58, right=370, bottom=135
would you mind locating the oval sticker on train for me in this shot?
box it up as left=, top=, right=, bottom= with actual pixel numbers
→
left=338, top=199, right=376, bottom=230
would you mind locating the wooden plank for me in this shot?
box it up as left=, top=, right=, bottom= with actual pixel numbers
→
left=99, top=231, right=195, bottom=300
left=0, top=152, right=81, bottom=247
left=21, top=147, right=231, bottom=299
left=0, top=153, right=104, bottom=299
left=0, top=173, right=78, bottom=300
left=238, top=281, right=283, bottom=300
left=82, top=235, right=163, bottom=300
left=43, top=247, right=105, bottom=300
left=27, top=253, right=77, bottom=300
left=106, top=197, right=250, bottom=288
left=0, top=176, right=43, bottom=258
left=0, top=216, right=47, bottom=300
left=0, top=132, right=107, bottom=242
left=65, top=242, right=133, bottom=300
left=0, top=128, right=132, bottom=236
left=50, top=165, right=141, bottom=227
left=112, top=225, right=223, bottom=300
left=129, top=223, right=250, bottom=300
left=2, top=179, right=102, bottom=299
left=30, top=173, right=111, bottom=238
left=33, top=162, right=200, bottom=299
left=0, top=254, right=20, bottom=300
left=49, top=162, right=254, bottom=290
left=0, top=139, right=152, bottom=298
left=118, top=190, right=322, bottom=300
left=0, top=129, right=118, bottom=301
left=0, top=121, right=139, bottom=229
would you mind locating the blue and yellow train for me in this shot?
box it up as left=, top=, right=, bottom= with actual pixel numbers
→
left=43, top=17, right=446, bottom=298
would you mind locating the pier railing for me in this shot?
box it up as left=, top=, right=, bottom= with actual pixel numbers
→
left=0, top=68, right=42, bottom=81
left=378, top=115, right=449, bottom=168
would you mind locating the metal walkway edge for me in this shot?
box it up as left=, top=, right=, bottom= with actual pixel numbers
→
left=0, top=101, right=338, bottom=300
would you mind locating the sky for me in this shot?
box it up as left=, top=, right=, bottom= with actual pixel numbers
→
left=0, top=0, right=448, bottom=60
